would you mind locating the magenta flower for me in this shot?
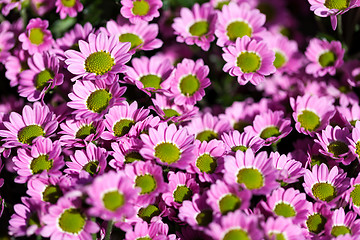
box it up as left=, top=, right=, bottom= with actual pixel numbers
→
left=109, top=138, right=144, bottom=170
left=120, top=0, right=162, bottom=23
left=222, top=36, right=276, bottom=86
left=56, top=22, right=93, bottom=53
left=55, top=0, right=83, bottom=19
left=348, top=121, right=360, bottom=161
left=125, top=221, right=172, bottom=240
left=0, top=0, right=23, bottom=16
left=0, top=21, right=15, bottom=63
left=263, top=217, right=305, bottom=240
left=5, top=52, right=27, bottom=87
left=221, top=129, right=263, bottom=154
left=269, top=151, right=305, bottom=184
left=347, top=173, right=360, bottom=215
left=325, top=208, right=360, bottom=238
left=337, top=104, right=360, bottom=128
left=303, top=202, right=332, bottom=236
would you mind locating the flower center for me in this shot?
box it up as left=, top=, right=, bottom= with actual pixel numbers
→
left=163, top=109, right=180, bottom=119
left=82, top=161, right=99, bottom=176
left=260, top=126, right=280, bottom=140
left=179, top=74, right=200, bottom=96
left=102, top=190, right=125, bottom=211
left=223, top=229, right=250, bottom=240
left=273, top=51, right=287, bottom=69
left=137, top=238, right=151, bottom=240
left=312, top=182, right=336, bottom=202
left=35, top=69, right=54, bottom=91
left=215, top=0, right=230, bottom=10
left=350, top=184, right=360, bottom=207
left=113, top=119, right=135, bottom=137
left=30, top=154, right=53, bottom=175
left=140, top=74, right=162, bottom=89
left=331, top=225, right=351, bottom=237
left=196, top=130, right=218, bottom=142
left=324, top=0, right=349, bottom=10
left=257, top=3, right=275, bottom=22
left=318, top=51, right=336, bottom=67
left=237, top=52, right=261, bottom=73
left=58, top=208, right=86, bottom=234
left=61, top=0, right=76, bottom=7
left=125, top=152, right=143, bottom=163
left=86, top=89, right=112, bottom=113
left=84, top=51, right=115, bottom=75
left=237, top=168, right=264, bottom=190
left=138, top=204, right=160, bottom=223
left=18, top=124, right=45, bottom=145
left=173, top=185, right=193, bottom=203
left=306, top=213, right=326, bottom=234
left=195, top=209, right=213, bottom=226
left=219, top=194, right=241, bottom=215
left=297, top=110, right=320, bottom=131
left=42, top=185, right=62, bottom=204
left=232, top=145, right=248, bottom=152
left=154, top=142, right=181, bottom=164
left=132, top=0, right=150, bottom=16
left=135, top=174, right=157, bottom=194
left=119, top=33, right=143, bottom=50
left=196, top=153, right=217, bottom=174
left=75, top=124, right=96, bottom=139
left=226, top=21, right=252, bottom=41
left=269, top=233, right=286, bottom=240
left=189, top=21, right=209, bottom=37
left=327, top=140, right=349, bottom=157
left=29, top=28, right=44, bottom=45
left=273, top=202, right=296, bottom=218
left=356, top=141, right=360, bottom=158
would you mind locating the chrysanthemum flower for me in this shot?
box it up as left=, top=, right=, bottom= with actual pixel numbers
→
left=56, top=22, right=93, bottom=53
left=172, top=3, right=217, bottom=51
left=5, top=52, right=27, bottom=87
left=109, top=138, right=144, bottom=170
left=86, top=171, right=139, bottom=220
left=290, top=94, right=336, bottom=137
left=222, top=36, right=276, bottom=86
left=303, top=202, right=331, bottom=236
left=55, top=0, right=83, bottom=19
left=269, top=152, right=305, bottom=184
left=140, top=122, right=195, bottom=169
left=0, top=21, right=15, bottom=63
left=18, top=18, right=53, bottom=55
left=224, top=149, right=279, bottom=195
left=64, top=32, right=132, bottom=82
left=305, top=38, right=344, bottom=77
left=29, top=0, right=54, bottom=16
left=125, top=221, right=172, bottom=240
left=343, top=59, right=360, bottom=87
left=120, top=0, right=162, bottom=24
left=215, top=2, right=266, bottom=47
left=346, top=174, right=360, bottom=216
left=337, top=104, right=360, bottom=128
left=348, top=121, right=360, bottom=161
left=263, top=217, right=305, bottom=240
left=209, top=0, right=243, bottom=10
left=221, top=130, right=263, bottom=154
left=325, top=208, right=360, bottom=238
left=0, top=0, right=23, bottom=16
left=67, top=78, right=126, bottom=120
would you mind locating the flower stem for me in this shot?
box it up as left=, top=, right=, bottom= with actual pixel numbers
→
left=104, top=220, right=113, bottom=240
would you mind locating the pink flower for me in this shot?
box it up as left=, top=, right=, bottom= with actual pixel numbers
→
left=120, top=0, right=163, bottom=24
left=263, top=217, right=305, bottom=240
left=324, top=208, right=360, bottom=238
left=56, top=22, right=93, bottom=53
left=109, top=138, right=144, bottom=170
left=125, top=221, right=171, bottom=240
left=269, top=151, right=305, bottom=184
left=347, top=173, right=360, bottom=215
left=55, top=0, right=83, bottom=19
left=0, top=21, right=15, bottom=63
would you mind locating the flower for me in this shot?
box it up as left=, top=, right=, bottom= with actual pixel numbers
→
left=325, top=208, right=360, bottom=238
left=0, top=21, right=15, bottom=63
left=303, top=202, right=332, bottom=236
left=55, top=0, right=83, bottom=19
left=263, top=217, right=305, bottom=240
left=348, top=121, right=360, bottom=161
left=56, top=22, right=93, bottom=53
left=221, top=128, right=263, bottom=155
left=109, top=138, right=144, bottom=170
left=347, top=173, right=360, bottom=215
left=269, top=151, right=305, bottom=184
left=125, top=221, right=172, bottom=240
left=120, top=0, right=163, bottom=23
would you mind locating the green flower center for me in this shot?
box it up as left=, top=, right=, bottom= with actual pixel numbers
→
left=163, top=109, right=180, bottom=119
left=86, top=89, right=112, bottom=113
left=132, top=0, right=150, bottom=16
left=138, top=204, right=160, bottom=223
left=223, top=229, right=250, bottom=240
left=237, top=168, right=264, bottom=190
left=58, top=208, right=86, bottom=234
left=237, top=52, right=261, bottom=73
left=30, top=154, right=53, bottom=175
left=260, top=126, right=280, bottom=140
left=42, top=185, right=62, bottom=204
left=226, top=21, right=252, bottom=41
left=312, top=182, right=336, bottom=202
left=82, top=161, right=99, bottom=176
left=257, top=3, right=275, bottom=22
left=195, top=209, right=213, bottom=226
left=196, top=130, right=218, bottom=142
left=328, top=140, right=349, bottom=157
left=29, top=28, right=44, bottom=45
left=125, top=152, right=143, bottom=163
left=331, top=225, right=351, bottom=237
left=135, top=174, right=157, bottom=194
left=324, top=0, right=349, bottom=10
left=18, top=124, right=45, bottom=145
left=102, top=190, right=125, bottom=211
left=219, top=194, right=241, bottom=215
left=269, top=233, right=286, bottom=240
left=273, top=51, right=287, bottom=69
left=196, top=153, right=217, bottom=174
left=61, top=0, right=76, bottom=7
left=306, top=213, right=326, bottom=234
left=173, top=185, right=193, bottom=203
left=318, top=51, right=336, bottom=67
left=231, top=145, right=248, bottom=152
left=215, top=0, right=230, bottom=10
left=273, top=202, right=296, bottom=218
left=356, top=141, right=360, bottom=158
left=85, top=51, right=115, bottom=75
left=179, top=74, right=200, bottom=96
left=350, top=184, right=360, bottom=207
left=75, top=124, right=96, bottom=139
left=140, top=74, right=162, bottom=89
left=113, top=119, right=135, bottom=137
left=27, top=213, right=41, bottom=227
left=154, top=142, right=181, bottom=164
left=137, top=238, right=152, bottom=240
left=119, top=33, right=143, bottom=51
left=35, top=69, right=54, bottom=91
left=311, top=155, right=327, bottom=167
left=297, top=110, right=320, bottom=131
left=189, top=21, right=209, bottom=37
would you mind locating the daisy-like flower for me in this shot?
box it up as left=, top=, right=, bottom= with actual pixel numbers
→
left=304, top=202, right=332, bottom=236
left=224, top=149, right=279, bottom=195
left=125, top=221, right=172, bottom=240
left=244, top=110, right=292, bottom=146
left=162, top=58, right=211, bottom=106
left=347, top=173, right=360, bottom=216
left=140, top=122, right=195, bottom=169
left=325, top=208, right=360, bottom=238
left=0, top=102, right=58, bottom=148
left=18, top=18, right=53, bottom=55
left=172, top=3, right=217, bottom=51
left=64, top=32, right=132, bottom=82
left=86, top=171, right=139, bottom=220
left=263, top=217, right=304, bottom=240
left=67, top=78, right=126, bottom=120
left=5, top=51, right=28, bottom=87
left=222, top=36, right=276, bottom=86
left=109, top=138, right=144, bottom=170
left=0, top=0, right=23, bottom=16
left=305, top=38, right=344, bottom=77
left=18, top=52, right=64, bottom=102
left=56, top=22, right=93, bottom=53
left=0, top=21, right=15, bottom=63
left=30, top=0, right=55, bottom=16
left=303, top=163, right=349, bottom=204
left=290, top=94, right=336, bottom=137
left=210, top=0, right=243, bottom=10
left=315, top=125, right=355, bottom=165
left=41, top=195, right=99, bottom=239
left=269, top=152, right=305, bottom=185
left=55, top=0, right=83, bottom=19
left=120, top=0, right=162, bottom=24
left=348, top=121, right=360, bottom=161
left=215, top=2, right=266, bottom=47
left=337, top=104, right=360, bottom=128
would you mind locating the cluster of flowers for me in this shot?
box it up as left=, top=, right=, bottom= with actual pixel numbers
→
left=1, top=0, right=360, bottom=239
